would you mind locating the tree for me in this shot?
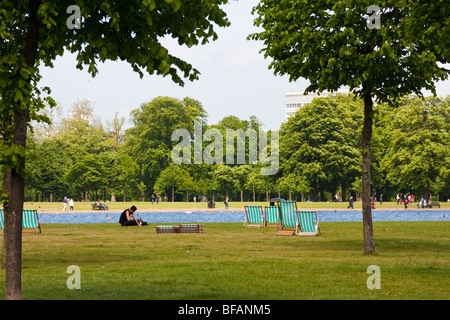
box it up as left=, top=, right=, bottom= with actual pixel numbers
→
left=250, top=0, right=449, bottom=254
left=234, top=165, right=251, bottom=202
left=381, top=95, right=450, bottom=197
left=279, top=95, right=362, bottom=201
left=245, top=165, right=270, bottom=202
left=277, top=173, right=310, bottom=201
left=26, top=138, right=70, bottom=201
left=0, top=0, right=230, bottom=299
left=65, top=153, right=106, bottom=201
left=124, top=96, right=208, bottom=198
left=153, top=164, right=192, bottom=202
left=211, top=164, right=237, bottom=199
left=105, top=112, right=125, bottom=152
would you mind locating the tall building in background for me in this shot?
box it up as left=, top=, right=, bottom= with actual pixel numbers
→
left=285, top=86, right=350, bottom=120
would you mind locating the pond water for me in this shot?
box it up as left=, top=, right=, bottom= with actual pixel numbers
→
left=37, top=209, right=449, bottom=224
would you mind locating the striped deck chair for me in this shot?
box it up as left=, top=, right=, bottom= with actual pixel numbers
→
left=298, top=211, right=321, bottom=236
left=0, top=209, right=41, bottom=234
left=244, top=205, right=265, bottom=227
left=0, top=209, right=3, bottom=233
left=276, top=200, right=300, bottom=235
left=264, top=206, right=280, bottom=228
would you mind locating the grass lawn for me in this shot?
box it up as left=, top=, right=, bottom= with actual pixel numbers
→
left=0, top=221, right=449, bottom=300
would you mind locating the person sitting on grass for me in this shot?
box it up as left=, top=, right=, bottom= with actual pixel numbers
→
left=119, top=205, right=147, bottom=226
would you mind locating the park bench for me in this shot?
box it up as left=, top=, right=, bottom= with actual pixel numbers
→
left=417, top=201, right=441, bottom=209
left=91, top=203, right=108, bottom=211
left=427, top=201, right=441, bottom=208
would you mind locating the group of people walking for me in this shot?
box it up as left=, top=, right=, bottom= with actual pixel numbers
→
left=62, top=197, right=74, bottom=211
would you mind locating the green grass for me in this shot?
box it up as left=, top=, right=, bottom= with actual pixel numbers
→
left=1, top=221, right=449, bottom=300
left=21, top=200, right=450, bottom=211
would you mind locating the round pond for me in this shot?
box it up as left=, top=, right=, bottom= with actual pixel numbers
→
left=37, top=209, right=449, bottom=224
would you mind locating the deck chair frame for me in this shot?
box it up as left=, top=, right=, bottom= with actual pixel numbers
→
left=244, top=205, right=265, bottom=228
left=0, top=209, right=41, bottom=234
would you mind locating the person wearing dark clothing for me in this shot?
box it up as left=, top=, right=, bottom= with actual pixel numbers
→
left=119, top=205, right=146, bottom=226
left=347, top=196, right=354, bottom=209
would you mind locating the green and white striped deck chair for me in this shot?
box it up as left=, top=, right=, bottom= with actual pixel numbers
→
left=0, top=209, right=41, bottom=234
left=23, top=209, right=41, bottom=234
left=264, top=206, right=280, bottom=228
left=0, top=209, right=4, bottom=233
left=244, top=205, right=265, bottom=227
left=276, top=200, right=300, bottom=235
left=298, top=211, right=321, bottom=236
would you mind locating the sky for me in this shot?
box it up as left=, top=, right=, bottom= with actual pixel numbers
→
left=38, top=0, right=450, bottom=131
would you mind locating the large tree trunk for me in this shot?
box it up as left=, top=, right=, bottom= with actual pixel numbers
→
left=2, top=170, right=11, bottom=271
left=4, top=154, right=27, bottom=300
left=3, top=0, right=41, bottom=300
left=4, top=108, right=30, bottom=299
left=362, top=93, right=376, bottom=254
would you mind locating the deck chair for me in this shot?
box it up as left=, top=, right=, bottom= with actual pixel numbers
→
left=276, top=200, right=300, bottom=235
left=264, top=206, right=280, bottom=228
left=0, top=209, right=3, bottom=232
left=244, top=205, right=265, bottom=227
left=297, top=210, right=321, bottom=236
left=0, top=209, right=41, bottom=234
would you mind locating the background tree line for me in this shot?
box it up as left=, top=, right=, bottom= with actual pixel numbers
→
left=11, top=93, right=449, bottom=204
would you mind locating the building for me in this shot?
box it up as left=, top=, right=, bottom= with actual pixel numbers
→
left=285, top=86, right=350, bottom=120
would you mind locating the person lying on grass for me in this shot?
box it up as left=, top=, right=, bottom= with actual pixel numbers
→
left=119, top=205, right=147, bottom=226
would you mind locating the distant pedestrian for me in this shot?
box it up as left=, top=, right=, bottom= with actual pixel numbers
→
left=69, top=198, right=74, bottom=211
left=347, top=196, right=354, bottom=209
left=404, top=195, right=409, bottom=209
left=224, top=197, right=229, bottom=210
left=151, top=194, right=155, bottom=204
left=62, top=197, right=67, bottom=211
left=379, top=194, right=383, bottom=205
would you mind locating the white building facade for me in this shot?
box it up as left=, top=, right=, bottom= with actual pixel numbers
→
left=285, top=86, right=350, bottom=120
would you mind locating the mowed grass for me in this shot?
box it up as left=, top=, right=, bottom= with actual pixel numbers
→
left=0, top=221, right=449, bottom=300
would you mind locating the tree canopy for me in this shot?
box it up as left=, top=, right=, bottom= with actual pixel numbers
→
left=280, top=94, right=362, bottom=201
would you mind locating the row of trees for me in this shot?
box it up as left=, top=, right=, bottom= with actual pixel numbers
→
left=19, top=94, right=450, bottom=204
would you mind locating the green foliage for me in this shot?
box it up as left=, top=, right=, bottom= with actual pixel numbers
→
left=211, top=164, right=238, bottom=197
left=124, top=96, right=207, bottom=195
left=280, top=94, right=362, bottom=199
left=0, top=0, right=231, bottom=189
left=19, top=93, right=450, bottom=203
left=380, top=96, right=450, bottom=196
left=249, top=0, right=449, bottom=102
left=153, top=164, right=193, bottom=200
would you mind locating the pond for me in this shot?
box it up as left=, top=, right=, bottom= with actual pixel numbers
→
left=37, top=209, right=449, bottom=224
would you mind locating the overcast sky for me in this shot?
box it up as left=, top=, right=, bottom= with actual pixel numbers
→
left=38, top=0, right=450, bottom=131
